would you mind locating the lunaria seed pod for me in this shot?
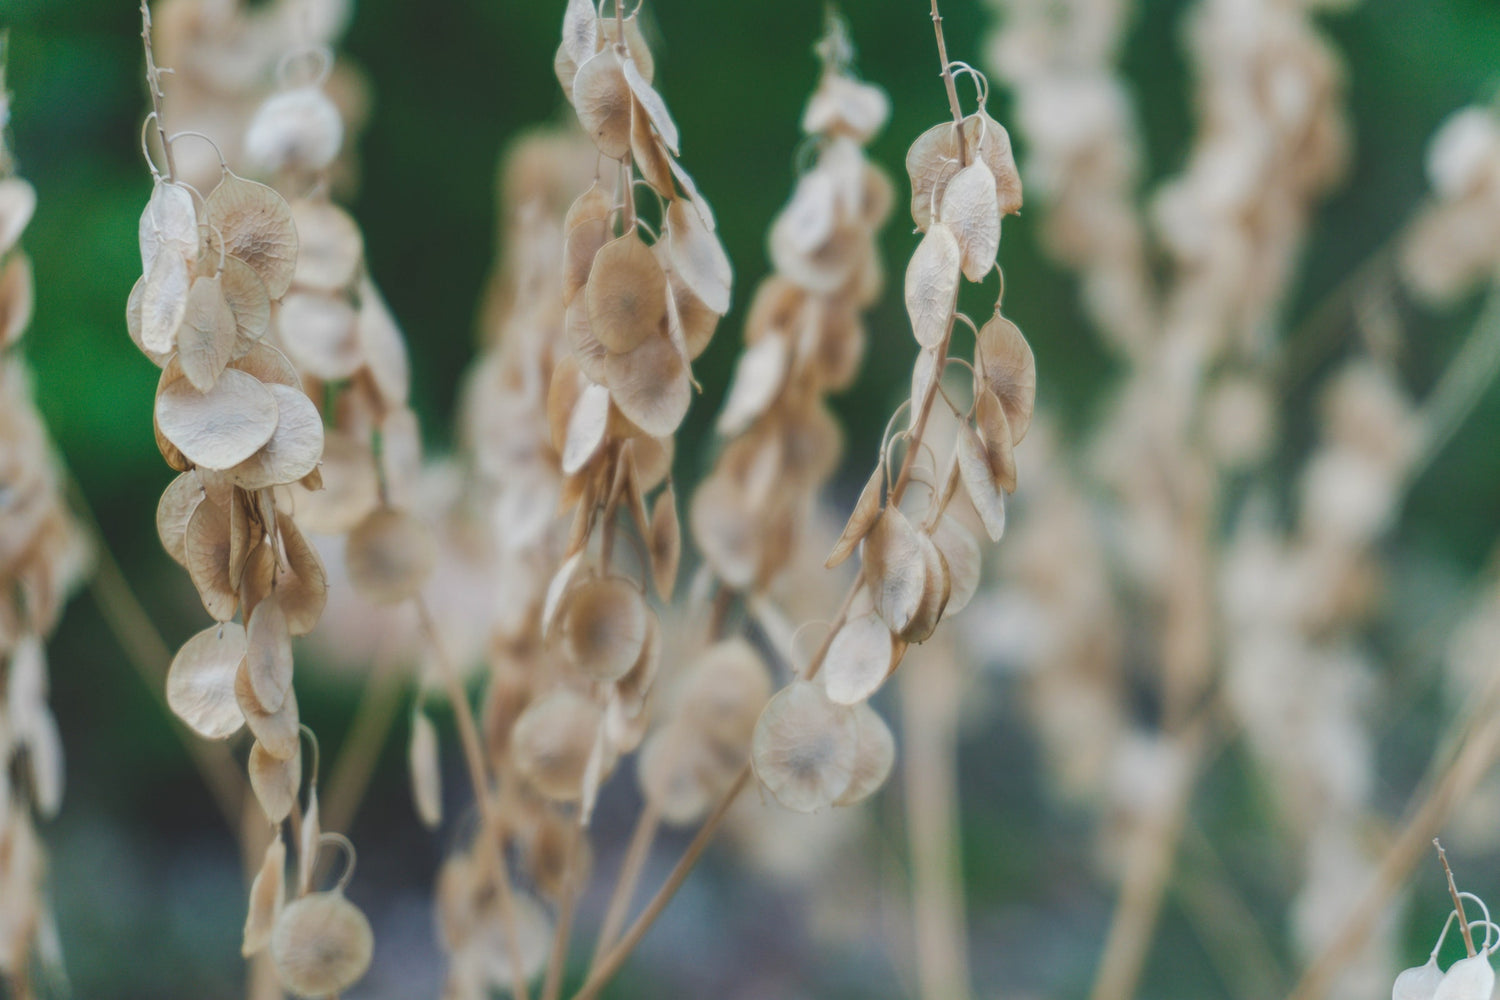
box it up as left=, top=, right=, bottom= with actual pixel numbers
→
left=270, top=890, right=374, bottom=998
left=1393, top=957, right=1443, bottom=1000
left=559, top=576, right=649, bottom=683
left=246, top=87, right=345, bottom=175
left=510, top=688, right=604, bottom=802
left=751, top=680, right=859, bottom=812
left=1433, top=955, right=1495, bottom=1000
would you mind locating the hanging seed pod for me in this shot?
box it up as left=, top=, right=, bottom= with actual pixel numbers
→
left=863, top=506, right=926, bottom=633
left=279, top=291, right=362, bottom=381
left=245, top=87, right=345, bottom=175
left=270, top=890, right=374, bottom=999
left=1393, top=957, right=1443, bottom=1000
left=898, top=530, right=951, bottom=644
left=219, top=257, right=273, bottom=357
left=344, top=507, right=437, bottom=606
left=622, top=57, right=678, bottom=154
left=409, top=709, right=442, bottom=829
left=648, top=483, right=681, bottom=601
left=291, top=199, right=364, bottom=293
left=156, top=471, right=204, bottom=569
left=236, top=661, right=302, bottom=761
left=940, top=160, right=1000, bottom=282
left=716, top=335, right=789, bottom=437
left=230, top=383, right=325, bottom=490
left=602, top=329, right=692, bottom=437
left=560, top=576, right=649, bottom=683
left=637, top=724, right=715, bottom=825
left=206, top=174, right=298, bottom=299
left=677, top=638, right=773, bottom=748
left=139, top=180, right=199, bottom=275
left=184, top=498, right=239, bottom=622
left=275, top=511, right=330, bottom=636
left=572, top=49, right=633, bottom=159
left=298, top=788, right=321, bottom=895
left=586, top=231, right=668, bottom=354
left=956, top=421, right=1006, bottom=542
left=156, top=367, right=280, bottom=471
left=243, top=836, right=286, bottom=957
left=561, top=381, right=611, bottom=475
left=833, top=702, right=895, bottom=806
left=976, top=389, right=1018, bottom=493
left=751, top=680, right=859, bottom=813
left=248, top=739, right=302, bottom=825
left=511, top=689, right=604, bottom=802
left=665, top=198, right=732, bottom=315
left=140, top=250, right=191, bottom=355
left=905, top=222, right=961, bottom=348
left=931, top=515, right=980, bottom=619
left=165, top=622, right=248, bottom=740
left=822, top=611, right=896, bottom=706
left=827, top=463, right=884, bottom=569
left=1435, top=955, right=1495, bottom=1000
left=178, top=274, right=238, bottom=392
left=975, top=312, right=1036, bottom=445
left=245, top=595, right=294, bottom=714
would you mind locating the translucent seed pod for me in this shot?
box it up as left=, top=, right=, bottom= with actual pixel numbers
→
left=1434, top=954, right=1494, bottom=1000
left=270, top=890, right=374, bottom=998
left=245, top=87, right=345, bottom=175
left=751, top=680, right=859, bottom=812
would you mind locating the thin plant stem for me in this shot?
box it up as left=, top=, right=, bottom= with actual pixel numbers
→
left=139, top=0, right=176, bottom=179
left=414, top=595, right=533, bottom=1000
left=1409, top=285, right=1500, bottom=483
left=541, top=821, right=586, bottom=1000
left=928, top=0, right=966, bottom=133
left=321, top=647, right=406, bottom=836
left=1177, top=820, right=1287, bottom=1000
left=591, top=798, right=662, bottom=967
left=570, top=766, right=753, bottom=1000
left=1435, top=839, right=1476, bottom=957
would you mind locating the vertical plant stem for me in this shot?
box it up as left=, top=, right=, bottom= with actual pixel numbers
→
left=591, top=799, right=662, bottom=967
left=927, top=0, right=966, bottom=131
left=321, top=649, right=406, bottom=836
left=1435, top=840, right=1476, bottom=957
left=1410, top=285, right=1500, bottom=483
left=139, top=0, right=176, bottom=179
left=542, top=821, right=586, bottom=1000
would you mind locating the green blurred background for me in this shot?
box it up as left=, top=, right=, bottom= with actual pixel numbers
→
left=3, top=0, right=1500, bottom=996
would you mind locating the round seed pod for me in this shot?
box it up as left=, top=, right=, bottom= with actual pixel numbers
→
left=572, top=49, right=632, bottom=159
left=279, top=291, right=362, bottom=381
left=637, top=723, right=715, bottom=826
left=603, top=330, right=691, bottom=438
left=751, top=680, right=858, bottom=813
left=510, top=688, right=602, bottom=802
left=344, top=507, right=436, bottom=606
left=976, top=313, right=1036, bottom=446
left=206, top=174, right=298, bottom=299
left=863, top=506, right=926, bottom=634
left=1392, top=957, right=1442, bottom=1000
left=822, top=612, right=895, bottom=706
left=246, top=87, right=345, bottom=175
left=1435, top=955, right=1495, bottom=1000
left=229, top=383, right=324, bottom=490
left=269, top=890, right=373, bottom=999
left=560, top=576, right=649, bottom=683
left=166, top=622, right=248, bottom=740
left=249, top=739, right=302, bottom=825
left=586, top=231, right=667, bottom=354
left=156, top=367, right=279, bottom=471
left=898, top=530, right=951, bottom=645
left=833, top=702, right=895, bottom=806
left=156, top=471, right=204, bottom=569
left=676, top=638, right=772, bottom=749
left=291, top=199, right=364, bottom=293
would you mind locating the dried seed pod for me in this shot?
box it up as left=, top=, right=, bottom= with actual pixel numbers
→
left=975, top=313, right=1036, bottom=445
left=602, top=330, right=692, bottom=437
left=126, top=274, right=171, bottom=366
left=637, top=724, right=714, bottom=825
left=648, top=483, right=680, bottom=601
left=822, top=611, right=895, bottom=705
left=899, top=529, right=951, bottom=644
left=166, top=622, right=248, bottom=740
left=716, top=335, right=788, bottom=437
left=246, top=596, right=294, bottom=714
left=291, top=199, right=364, bottom=293
left=409, top=709, right=442, bottom=829
left=229, top=383, right=325, bottom=490
left=176, top=273, right=238, bottom=391
left=632, top=100, right=675, bottom=194
left=156, top=367, right=280, bottom=471
left=976, top=389, right=1018, bottom=493
left=140, top=249, right=191, bottom=355
left=1392, top=957, right=1443, bottom=1000
left=156, top=471, right=204, bottom=569
left=561, top=576, right=650, bottom=683
left=298, top=788, right=321, bottom=895
left=751, top=680, right=858, bottom=813
left=220, top=257, right=273, bottom=357
left=561, top=380, right=611, bottom=475
left=826, top=462, right=883, bottom=569
left=230, top=341, right=302, bottom=389
left=665, top=198, right=731, bottom=315
left=939, top=160, right=1000, bottom=282
left=275, top=511, right=329, bottom=636
left=587, top=231, right=668, bottom=354
left=565, top=296, right=610, bottom=383
left=249, top=739, right=302, bottom=824
left=905, top=222, right=961, bottom=348
left=279, top=291, right=362, bottom=381
left=957, top=422, right=1006, bottom=542
left=1434, top=955, right=1495, bottom=1000
left=245, top=87, right=345, bottom=175
left=236, top=660, right=301, bottom=760
left=139, top=180, right=199, bottom=275
left=510, top=688, right=603, bottom=802
left=543, top=551, right=587, bottom=636
left=931, top=515, right=980, bottom=619
left=357, top=278, right=410, bottom=407
left=185, top=498, right=239, bottom=621
left=344, top=508, right=436, bottom=606
left=863, top=506, right=926, bottom=633
left=622, top=56, right=678, bottom=154
left=206, top=174, right=298, bottom=299
left=270, top=890, right=374, bottom=998
left=289, top=430, right=380, bottom=535
left=573, top=49, right=632, bottom=159
left=243, top=836, right=286, bottom=957
left=833, top=702, right=895, bottom=806
left=678, top=638, right=773, bottom=748
left=615, top=612, right=662, bottom=714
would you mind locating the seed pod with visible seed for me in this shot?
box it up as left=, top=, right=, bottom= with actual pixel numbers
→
left=834, top=701, right=895, bottom=806
left=206, top=174, right=298, bottom=299
left=863, top=506, right=926, bottom=633
left=751, top=680, right=858, bottom=812
left=270, top=890, right=374, bottom=998
left=345, top=507, right=436, bottom=606
left=561, top=576, right=648, bottom=683
left=510, top=688, right=603, bottom=802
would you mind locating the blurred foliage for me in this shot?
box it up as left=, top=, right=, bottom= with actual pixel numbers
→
left=3, top=0, right=1500, bottom=996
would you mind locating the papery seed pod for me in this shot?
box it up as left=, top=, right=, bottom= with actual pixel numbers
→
left=291, top=199, right=364, bottom=293
left=716, top=335, right=789, bottom=437
left=560, top=576, right=649, bottom=683
left=279, top=291, right=362, bottom=380
left=931, top=515, right=980, bottom=619
left=899, top=530, right=952, bottom=644
left=940, top=160, right=1000, bottom=282
left=863, top=506, right=926, bottom=633
left=1393, top=957, right=1443, bottom=1000
left=156, top=367, right=280, bottom=471
left=561, top=381, right=611, bottom=475
left=229, top=383, right=325, bottom=490
left=345, top=507, right=436, bottom=606
left=602, top=330, right=692, bottom=437
left=178, top=274, right=238, bottom=392
left=827, top=463, right=883, bottom=569
left=246, top=87, right=345, bottom=175
left=833, top=701, right=895, bottom=806
left=243, top=835, right=286, bottom=957
left=573, top=49, right=632, bottom=159
left=676, top=638, right=773, bottom=748
left=270, top=890, right=374, bottom=998
left=139, top=180, right=199, bottom=275
left=665, top=198, right=732, bottom=315
left=165, top=626, right=247, bottom=743
left=206, top=174, right=298, bottom=299
left=823, top=611, right=896, bottom=706
left=156, top=472, right=204, bottom=569
left=751, top=680, right=859, bottom=813
left=975, top=312, right=1036, bottom=445
left=905, top=223, right=961, bottom=348
left=510, top=688, right=603, bottom=802
left=274, top=511, right=330, bottom=635
left=236, top=661, right=302, bottom=760
left=246, top=595, right=294, bottom=714
left=140, top=250, right=191, bottom=355
left=637, top=724, right=715, bottom=825
left=219, top=257, right=272, bottom=358
left=1434, top=955, right=1495, bottom=1000
left=298, top=788, right=321, bottom=895
left=184, top=498, right=239, bottom=622
left=410, top=708, right=442, bottom=829
left=956, top=420, right=1006, bottom=542
left=249, top=739, right=301, bottom=825
left=976, top=389, right=1018, bottom=493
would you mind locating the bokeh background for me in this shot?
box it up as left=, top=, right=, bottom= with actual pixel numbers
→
left=4, top=0, right=1500, bottom=997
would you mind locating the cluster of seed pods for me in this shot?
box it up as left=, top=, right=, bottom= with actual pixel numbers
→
left=0, top=127, right=86, bottom=981
left=135, top=5, right=376, bottom=994
left=750, top=74, right=1035, bottom=813
left=1393, top=892, right=1500, bottom=1000
left=691, top=21, right=894, bottom=593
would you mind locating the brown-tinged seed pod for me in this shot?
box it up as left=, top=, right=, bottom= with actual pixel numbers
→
left=863, top=506, right=926, bottom=633
left=206, top=174, right=298, bottom=299
left=243, top=835, right=286, bottom=957
left=155, top=367, right=280, bottom=471
left=269, top=890, right=374, bottom=998
left=344, top=507, right=437, bottom=606
left=166, top=622, right=248, bottom=740
left=560, top=576, right=650, bottom=683
left=510, top=688, right=603, bottom=802
left=822, top=611, right=896, bottom=706
left=751, top=680, right=859, bottom=813
left=249, top=739, right=302, bottom=825
left=832, top=702, right=896, bottom=806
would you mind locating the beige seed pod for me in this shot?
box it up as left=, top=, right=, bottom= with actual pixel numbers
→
left=600, top=15, right=655, bottom=83
left=663, top=259, right=720, bottom=360
left=602, top=330, right=691, bottom=437
left=0, top=251, right=33, bottom=350
left=637, top=724, right=715, bottom=825
left=563, top=186, right=613, bottom=305
left=822, top=611, right=896, bottom=706
left=156, top=471, right=204, bottom=569
left=165, top=622, right=248, bottom=740
left=178, top=274, right=238, bottom=392
left=615, top=612, right=662, bottom=715
left=249, top=739, right=302, bottom=825
left=270, top=891, right=374, bottom=999
left=931, top=515, right=980, bottom=619
left=561, top=576, right=649, bottom=683
left=833, top=702, right=895, bottom=806
left=275, top=511, right=330, bottom=636
left=241, top=540, right=277, bottom=623
left=561, top=380, right=611, bottom=475
left=246, top=87, right=345, bottom=175
left=905, top=222, right=961, bottom=348
left=975, top=313, right=1035, bottom=445
left=676, top=638, right=773, bottom=748
left=586, top=231, right=668, bottom=354
left=206, top=174, right=298, bottom=299
left=139, top=180, right=199, bottom=275
left=976, top=389, right=1018, bottom=493
left=826, top=462, right=883, bottom=569
left=573, top=49, right=632, bottom=159
left=126, top=274, right=171, bottom=367
left=229, top=384, right=325, bottom=490
left=940, top=160, right=1000, bottom=282
left=906, top=114, right=1023, bottom=231
left=155, top=367, right=280, bottom=471
left=751, top=680, right=858, bottom=813
left=243, top=836, right=286, bottom=957
left=622, top=56, right=678, bottom=154
left=140, top=248, right=191, bottom=355
left=185, top=498, right=238, bottom=621
left=956, top=422, right=1006, bottom=542
left=716, top=334, right=788, bottom=437
left=0, top=176, right=37, bottom=257
left=542, top=550, right=586, bottom=636
left=558, top=0, right=598, bottom=71
left=220, top=257, right=273, bottom=358
left=631, top=101, right=675, bottom=194
left=230, top=341, right=303, bottom=389
left=246, top=595, right=294, bottom=714
left=899, top=529, right=951, bottom=645
left=345, top=507, right=436, bottom=606
left=863, top=506, right=926, bottom=633
left=357, top=278, right=410, bottom=407
left=291, top=199, right=364, bottom=293
left=510, top=688, right=604, bottom=802
left=565, top=296, right=610, bottom=383
left=648, top=482, right=680, bottom=601
left=298, top=788, right=321, bottom=895
left=236, top=660, right=302, bottom=761
left=665, top=198, right=731, bottom=315
left=289, top=430, right=380, bottom=535
left=279, top=291, right=363, bottom=381
left=409, top=709, right=442, bottom=829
